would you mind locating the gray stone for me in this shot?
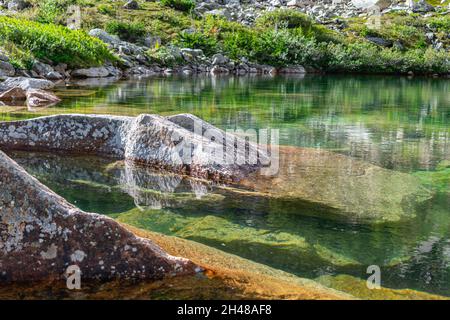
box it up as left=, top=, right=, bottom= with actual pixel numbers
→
left=7, top=0, right=29, bottom=11
left=287, top=0, right=303, bottom=7
left=0, top=114, right=268, bottom=182
left=123, top=0, right=139, bottom=10
left=26, top=89, right=61, bottom=108
left=45, top=71, right=64, bottom=80
left=71, top=67, right=111, bottom=78
left=88, top=29, right=121, bottom=46
left=365, top=36, right=393, bottom=47
left=143, top=36, right=162, bottom=49
left=1, top=77, right=54, bottom=90
left=212, top=53, right=229, bottom=66
left=210, top=65, right=230, bottom=74
left=0, top=151, right=197, bottom=282
left=181, top=48, right=205, bottom=62
left=0, top=61, right=15, bottom=77
left=277, top=65, right=306, bottom=74
left=412, top=0, right=435, bottom=12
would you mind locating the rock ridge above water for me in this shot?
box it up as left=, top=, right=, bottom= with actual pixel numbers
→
left=0, top=150, right=198, bottom=282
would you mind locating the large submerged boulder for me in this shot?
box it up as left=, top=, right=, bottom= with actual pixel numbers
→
left=0, top=114, right=267, bottom=182
left=0, top=151, right=197, bottom=282
left=0, top=114, right=432, bottom=223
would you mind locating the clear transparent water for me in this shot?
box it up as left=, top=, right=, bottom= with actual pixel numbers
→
left=3, top=74, right=449, bottom=297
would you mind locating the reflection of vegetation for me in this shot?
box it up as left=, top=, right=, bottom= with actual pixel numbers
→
left=2, top=75, right=447, bottom=172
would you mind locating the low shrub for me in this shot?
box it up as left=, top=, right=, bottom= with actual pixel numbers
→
left=255, top=9, right=313, bottom=30
left=173, top=30, right=219, bottom=56
left=0, top=16, right=116, bottom=67
left=324, top=42, right=450, bottom=74
left=249, top=28, right=323, bottom=67
left=98, top=4, right=115, bottom=16
left=160, top=0, right=195, bottom=12
left=105, top=20, right=147, bottom=42
left=35, top=0, right=77, bottom=24
left=0, top=41, right=34, bottom=70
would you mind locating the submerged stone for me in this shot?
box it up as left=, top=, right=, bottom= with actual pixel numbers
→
left=0, top=151, right=197, bottom=282
left=240, top=146, right=433, bottom=223
left=0, top=114, right=266, bottom=182
left=0, top=114, right=432, bottom=223
left=413, top=162, right=450, bottom=194
left=117, top=208, right=363, bottom=270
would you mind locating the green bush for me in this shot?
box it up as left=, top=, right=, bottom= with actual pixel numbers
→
left=324, top=42, right=450, bottom=74
left=0, top=16, right=116, bottom=67
left=98, top=4, right=115, bottom=16
left=221, top=29, right=256, bottom=60
left=250, top=28, right=320, bottom=67
left=105, top=20, right=147, bottom=42
left=0, top=41, right=34, bottom=70
left=174, top=31, right=219, bottom=56
left=160, top=0, right=195, bottom=12
left=36, top=0, right=77, bottom=24
left=255, top=9, right=313, bottom=29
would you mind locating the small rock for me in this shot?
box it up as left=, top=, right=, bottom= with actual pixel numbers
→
left=0, top=61, right=15, bottom=77
left=212, top=53, right=229, bottom=66
left=26, top=89, right=61, bottom=108
left=210, top=65, right=230, bottom=74
left=123, top=0, right=139, bottom=10
left=0, top=87, right=26, bottom=101
left=365, top=36, right=393, bottom=47
left=71, top=67, right=111, bottom=78
left=88, top=29, right=121, bottom=46
left=277, top=65, right=306, bottom=74
left=7, top=0, right=29, bottom=11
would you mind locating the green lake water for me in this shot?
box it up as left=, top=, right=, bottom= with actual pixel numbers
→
left=2, top=74, right=450, bottom=297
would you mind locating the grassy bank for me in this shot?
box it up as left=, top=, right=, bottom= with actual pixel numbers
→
left=0, top=16, right=116, bottom=68
left=4, top=1, right=450, bottom=74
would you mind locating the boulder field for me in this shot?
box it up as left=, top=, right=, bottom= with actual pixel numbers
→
left=0, top=113, right=432, bottom=223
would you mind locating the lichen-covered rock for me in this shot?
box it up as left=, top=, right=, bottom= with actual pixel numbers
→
left=26, top=89, right=62, bottom=108
left=71, top=67, right=111, bottom=78
left=0, top=114, right=267, bottom=182
left=0, top=151, right=197, bottom=282
left=0, top=77, right=55, bottom=91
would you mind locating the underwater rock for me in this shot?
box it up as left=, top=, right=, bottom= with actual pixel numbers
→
left=0, top=114, right=431, bottom=222
left=0, top=151, right=198, bottom=282
left=239, top=146, right=433, bottom=223
left=26, top=89, right=61, bottom=108
left=0, top=114, right=267, bottom=182
left=117, top=210, right=362, bottom=270
left=316, top=275, right=448, bottom=300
